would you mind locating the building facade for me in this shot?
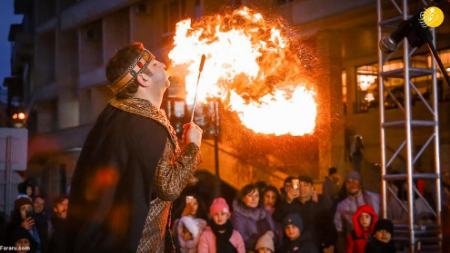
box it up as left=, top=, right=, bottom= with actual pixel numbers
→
left=5, top=0, right=450, bottom=199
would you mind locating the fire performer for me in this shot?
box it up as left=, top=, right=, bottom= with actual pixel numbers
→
left=64, top=42, right=202, bottom=253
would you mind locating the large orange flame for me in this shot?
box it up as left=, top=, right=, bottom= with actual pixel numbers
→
left=168, top=6, right=317, bottom=136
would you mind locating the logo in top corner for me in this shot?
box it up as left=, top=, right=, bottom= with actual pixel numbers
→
left=420, top=6, right=445, bottom=28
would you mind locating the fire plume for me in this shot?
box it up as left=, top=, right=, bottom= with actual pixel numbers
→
left=168, top=6, right=317, bottom=136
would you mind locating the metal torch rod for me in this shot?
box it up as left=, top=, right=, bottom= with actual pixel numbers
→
left=190, top=54, right=206, bottom=123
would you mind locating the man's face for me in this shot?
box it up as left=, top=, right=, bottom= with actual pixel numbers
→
left=212, top=211, right=229, bottom=225
left=243, top=189, right=260, bottom=208
left=53, top=198, right=69, bottom=219
left=299, top=181, right=314, bottom=201
left=146, top=59, right=170, bottom=89
left=285, top=183, right=299, bottom=202
left=284, top=224, right=301, bottom=241
left=33, top=197, right=45, bottom=214
left=374, top=229, right=392, bottom=243
left=346, top=179, right=361, bottom=195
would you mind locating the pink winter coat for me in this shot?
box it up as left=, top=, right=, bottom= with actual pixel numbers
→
left=197, top=226, right=246, bottom=253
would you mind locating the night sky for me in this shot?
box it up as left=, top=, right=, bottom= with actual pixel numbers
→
left=0, top=0, right=23, bottom=103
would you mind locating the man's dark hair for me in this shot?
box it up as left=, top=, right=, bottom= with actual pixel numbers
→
left=298, top=175, right=313, bottom=185
left=106, top=42, right=153, bottom=99
left=283, top=176, right=295, bottom=186
left=34, top=195, right=45, bottom=201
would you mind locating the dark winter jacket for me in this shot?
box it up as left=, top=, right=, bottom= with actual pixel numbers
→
left=364, top=237, right=396, bottom=253
left=273, top=199, right=301, bottom=223
left=298, top=198, right=337, bottom=248
left=279, top=236, right=320, bottom=253
left=48, top=216, right=67, bottom=253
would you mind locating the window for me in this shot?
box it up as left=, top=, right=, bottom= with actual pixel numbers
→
left=342, top=70, right=348, bottom=114
left=354, top=52, right=443, bottom=113
left=355, top=64, right=378, bottom=112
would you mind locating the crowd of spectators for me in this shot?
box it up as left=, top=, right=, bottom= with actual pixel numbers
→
left=0, top=181, right=68, bottom=253
left=169, top=168, right=413, bottom=253
left=1, top=167, right=449, bottom=253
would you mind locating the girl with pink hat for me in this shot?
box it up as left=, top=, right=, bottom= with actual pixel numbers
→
left=198, top=197, right=245, bottom=253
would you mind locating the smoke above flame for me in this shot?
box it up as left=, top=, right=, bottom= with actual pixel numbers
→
left=168, top=6, right=317, bottom=136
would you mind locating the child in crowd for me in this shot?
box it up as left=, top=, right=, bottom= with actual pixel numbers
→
left=11, top=229, right=33, bottom=253
left=346, top=204, right=378, bottom=253
left=177, top=215, right=206, bottom=253
left=279, top=213, right=319, bottom=253
left=365, top=219, right=396, bottom=253
left=255, top=231, right=275, bottom=253
left=173, top=194, right=207, bottom=251
left=198, top=198, right=245, bottom=253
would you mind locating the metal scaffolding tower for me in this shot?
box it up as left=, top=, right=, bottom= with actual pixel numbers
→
left=377, top=0, right=442, bottom=252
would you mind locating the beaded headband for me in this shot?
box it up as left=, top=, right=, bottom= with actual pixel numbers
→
left=109, top=49, right=155, bottom=95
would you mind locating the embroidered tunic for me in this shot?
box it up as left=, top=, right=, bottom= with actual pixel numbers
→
left=66, top=98, right=200, bottom=253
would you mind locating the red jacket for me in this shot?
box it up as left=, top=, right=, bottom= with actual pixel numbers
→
left=346, top=204, right=378, bottom=253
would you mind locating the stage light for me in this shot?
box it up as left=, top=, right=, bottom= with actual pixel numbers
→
left=379, top=13, right=428, bottom=54
left=379, top=1, right=450, bottom=87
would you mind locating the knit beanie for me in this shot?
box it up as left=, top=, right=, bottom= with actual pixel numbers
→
left=346, top=170, right=361, bottom=181
left=374, top=219, right=394, bottom=234
left=255, top=231, right=275, bottom=251
left=15, top=197, right=32, bottom=210
left=282, top=213, right=304, bottom=231
left=209, top=197, right=230, bottom=216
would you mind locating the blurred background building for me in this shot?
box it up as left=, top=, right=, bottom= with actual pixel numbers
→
left=3, top=0, right=450, bottom=199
